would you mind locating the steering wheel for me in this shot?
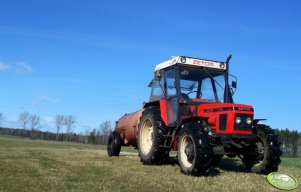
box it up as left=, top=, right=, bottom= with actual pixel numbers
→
left=187, top=91, right=202, bottom=98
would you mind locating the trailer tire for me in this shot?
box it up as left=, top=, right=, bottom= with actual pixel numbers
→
left=107, top=131, right=122, bottom=156
left=243, top=124, right=282, bottom=174
left=138, top=106, right=167, bottom=164
left=178, top=121, right=213, bottom=176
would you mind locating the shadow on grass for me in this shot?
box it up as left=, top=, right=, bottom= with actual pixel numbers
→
left=161, top=156, right=247, bottom=174
left=208, top=158, right=246, bottom=176
left=165, top=157, right=179, bottom=166
left=118, top=152, right=247, bottom=176
left=218, top=158, right=245, bottom=172
left=119, top=151, right=139, bottom=156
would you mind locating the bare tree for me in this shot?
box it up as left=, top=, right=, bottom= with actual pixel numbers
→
left=89, top=128, right=97, bottom=144
left=99, top=121, right=112, bottom=145
left=19, top=111, right=30, bottom=137
left=55, top=115, right=65, bottom=141
left=30, top=114, right=40, bottom=130
left=83, top=126, right=91, bottom=144
left=30, top=114, right=40, bottom=139
left=0, top=112, right=3, bottom=126
left=65, top=115, right=76, bottom=141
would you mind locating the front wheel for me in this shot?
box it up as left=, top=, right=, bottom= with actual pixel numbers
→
left=178, top=121, right=213, bottom=176
left=243, top=125, right=282, bottom=174
left=107, top=131, right=122, bottom=156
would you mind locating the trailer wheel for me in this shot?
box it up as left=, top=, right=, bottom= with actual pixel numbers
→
left=243, top=124, right=282, bottom=174
left=107, top=131, right=122, bottom=156
left=138, top=106, right=167, bottom=164
left=178, top=121, right=213, bottom=175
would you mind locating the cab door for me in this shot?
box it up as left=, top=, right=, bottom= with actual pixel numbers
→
left=164, top=68, right=178, bottom=126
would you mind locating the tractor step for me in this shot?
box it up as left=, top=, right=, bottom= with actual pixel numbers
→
left=159, top=134, right=174, bottom=148
left=162, top=134, right=173, bottom=137
left=159, top=128, right=177, bottom=148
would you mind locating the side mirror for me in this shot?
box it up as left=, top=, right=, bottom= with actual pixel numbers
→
left=231, top=81, right=237, bottom=89
left=229, top=74, right=237, bottom=95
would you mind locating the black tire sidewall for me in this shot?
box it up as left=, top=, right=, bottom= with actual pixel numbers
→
left=178, top=130, right=197, bottom=173
left=243, top=125, right=282, bottom=174
left=107, top=131, right=121, bottom=156
left=177, top=121, right=213, bottom=175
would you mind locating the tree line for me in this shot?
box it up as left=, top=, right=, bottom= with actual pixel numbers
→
left=274, top=128, right=301, bottom=157
left=0, top=111, right=112, bottom=145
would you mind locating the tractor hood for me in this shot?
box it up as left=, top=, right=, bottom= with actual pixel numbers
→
left=198, top=103, right=254, bottom=134
left=199, top=103, right=254, bottom=114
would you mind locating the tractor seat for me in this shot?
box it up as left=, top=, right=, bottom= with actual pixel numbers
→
left=181, top=93, right=190, bottom=100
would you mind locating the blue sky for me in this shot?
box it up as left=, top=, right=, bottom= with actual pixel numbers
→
left=0, top=0, right=300, bottom=133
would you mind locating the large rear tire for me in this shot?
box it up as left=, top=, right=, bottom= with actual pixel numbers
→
left=107, top=131, right=122, bottom=156
left=243, top=124, right=282, bottom=174
left=178, top=121, right=213, bottom=176
left=138, top=106, right=167, bottom=164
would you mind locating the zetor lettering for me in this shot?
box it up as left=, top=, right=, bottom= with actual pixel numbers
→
left=107, top=55, right=282, bottom=176
left=192, top=59, right=214, bottom=67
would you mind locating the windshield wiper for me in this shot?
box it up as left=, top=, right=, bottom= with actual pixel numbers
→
left=202, top=68, right=223, bottom=89
left=158, top=80, right=165, bottom=95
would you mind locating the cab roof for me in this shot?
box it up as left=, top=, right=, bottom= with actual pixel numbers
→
left=154, top=56, right=227, bottom=72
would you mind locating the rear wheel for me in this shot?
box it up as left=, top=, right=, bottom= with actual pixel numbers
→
left=178, top=121, right=213, bottom=175
left=107, top=131, right=122, bottom=156
left=243, top=125, right=282, bottom=174
left=138, top=106, right=167, bottom=164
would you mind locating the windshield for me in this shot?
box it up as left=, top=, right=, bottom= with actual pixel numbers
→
left=179, top=67, right=226, bottom=102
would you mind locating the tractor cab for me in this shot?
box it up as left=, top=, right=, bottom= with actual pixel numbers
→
left=148, top=56, right=238, bottom=128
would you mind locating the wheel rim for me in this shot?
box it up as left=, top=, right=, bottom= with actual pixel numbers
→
left=179, top=135, right=195, bottom=168
left=140, top=119, right=153, bottom=155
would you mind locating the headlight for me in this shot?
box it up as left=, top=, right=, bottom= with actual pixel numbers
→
left=246, top=117, right=252, bottom=124
left=235, top=117, right=241, bottom=124
left=180, top=57, right=186, bottom=63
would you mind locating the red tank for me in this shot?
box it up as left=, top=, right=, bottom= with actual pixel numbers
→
left=115, top=110, right=143, bottom=146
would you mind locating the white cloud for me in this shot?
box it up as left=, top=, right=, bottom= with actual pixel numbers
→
left=0, top=61, right=10, bottom=72
left=43, top=116, right=54, bottom=124
left=32, top=96, right=61, bottom=112
left=38, top=95, right=61, bottom=103
left=39, top=96, right=52, bottom=102
left=16, top=62, right=33, bottom=74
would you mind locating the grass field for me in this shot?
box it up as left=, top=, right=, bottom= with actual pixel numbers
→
left=0, top=135, right=300, bottom=192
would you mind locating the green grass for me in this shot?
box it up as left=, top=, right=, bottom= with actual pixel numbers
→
left=280, top=157, right=301, bottom=169
left=0, top=135, right=300, bottom=192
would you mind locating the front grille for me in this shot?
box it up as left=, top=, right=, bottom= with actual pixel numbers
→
left=219, top=114, right=227, bottom=131
left=234, top=114, right=253, bottom=131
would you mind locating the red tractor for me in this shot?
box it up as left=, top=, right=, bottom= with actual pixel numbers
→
left=107, top=55, right=282, bottom=175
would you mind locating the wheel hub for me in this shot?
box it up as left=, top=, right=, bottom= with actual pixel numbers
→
left=185, top=140, right=194, bottom=163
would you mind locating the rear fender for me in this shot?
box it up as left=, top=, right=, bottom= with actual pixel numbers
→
left=143, top=100, right=168, bottom=125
